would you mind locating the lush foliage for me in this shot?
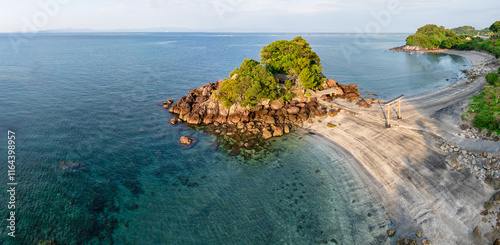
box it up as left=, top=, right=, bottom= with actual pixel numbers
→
left=407, top=22, right=500, bottom=58
left=406, top=24, right=458, bottom=49
left=456, top=37, right=500, bottom=58
left=452, top=26, right=490, bottom=36
left=260, top=36, right=324, bottom=90
left=215, top=59, right=279, bottom=107
left=486, top=73, right=499, bottom=85
left=215, top=37, right=327, bottom=107
left=490, top=21, right=500, bottom=33
left=464, top=86, right=500, bottom=134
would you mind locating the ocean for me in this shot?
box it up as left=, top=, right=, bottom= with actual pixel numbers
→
left=0, top=33, right=471, bottom=244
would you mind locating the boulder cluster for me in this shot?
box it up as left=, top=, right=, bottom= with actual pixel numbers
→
left=459, top=124, right=500, bottom=142
left=441, top=142, right=500, bottom=189
left=168, top=79, right=359, bottom=141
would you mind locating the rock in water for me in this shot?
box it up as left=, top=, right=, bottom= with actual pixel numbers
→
left=494, top=238, right=500, bottom=245
left=397, top=238, right=418, bottom=245
left=273, top=127, right=284, bottom=137
left=284, top=125, right=290, bottom=134
left=179, top=136, right=195, bottom=145
left=262, top=131, right=273, bottom=140
left=421, top=240, right=431, bottom=245
left=416, top=231, right=422, bottom=238
left=387, top=230, right=396, bottom=237
left=170, top=118, right=181, bottom=125
left=59, top=161, right=81, bottom=171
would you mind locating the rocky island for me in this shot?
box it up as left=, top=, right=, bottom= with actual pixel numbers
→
left=167, top=37, right=366, bottom=143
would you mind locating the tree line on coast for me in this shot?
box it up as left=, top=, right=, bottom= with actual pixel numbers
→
left=406, top=21, right=500, bottom=58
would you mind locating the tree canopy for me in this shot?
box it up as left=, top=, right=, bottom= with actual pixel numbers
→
left=215, top=59, right=279, bottom=107
left=260, top=36, right=324, bottom=90
left=215, top=37, right=326, bottom=107
left=406, top=24, right=458, bottom=49
left=490, top=21, right=500, bottom=33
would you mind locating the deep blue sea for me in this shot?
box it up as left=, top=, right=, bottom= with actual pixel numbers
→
left=0, top=33, right=471, bottom=244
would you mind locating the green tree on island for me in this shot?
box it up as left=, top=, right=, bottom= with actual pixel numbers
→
left=215, top=59, right=279, bottom=107
left=215, top=37, right=326, bottom=107
left=490, top=21, right=500, bottom=33
left=260, top=36, right=325, bottom=90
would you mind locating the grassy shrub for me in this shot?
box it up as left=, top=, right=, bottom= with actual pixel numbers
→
left=466, top=86, right=500, bottom=134
left=486, top=73, right=499, bottom=85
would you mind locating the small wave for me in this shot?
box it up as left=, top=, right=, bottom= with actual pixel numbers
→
left=151, top=41, right=177, bottom=45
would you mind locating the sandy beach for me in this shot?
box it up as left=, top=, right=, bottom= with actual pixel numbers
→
left=307, top=51, right=499, bottom=244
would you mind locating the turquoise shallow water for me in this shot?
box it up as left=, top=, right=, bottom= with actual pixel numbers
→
left=0, top=33, right=470, bottom=244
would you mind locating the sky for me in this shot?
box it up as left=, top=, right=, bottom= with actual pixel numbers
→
left=0, top=0, right=499, bottom=33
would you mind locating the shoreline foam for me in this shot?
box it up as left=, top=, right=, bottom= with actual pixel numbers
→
left=307, top=50, right=499, bottom=244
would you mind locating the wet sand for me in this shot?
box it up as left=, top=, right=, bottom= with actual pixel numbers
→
left=307, top=51, right=499, bottom=244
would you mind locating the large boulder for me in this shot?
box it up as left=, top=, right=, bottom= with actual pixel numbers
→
left=326, top=79, right=337, bottom=88
left=344, top=93, right=359, bottom=101
left=343, top=84, right=360, bottom=95
left=273, top=127, right=284, bottom=137
left=265, top=116, right=276, bottom=125
left=357, top=100, right=371, bottom=108
left=262, top=131, right=273, bottom=140
left=287, top=107, right=300, bottom=114
left=179, top=136, right=195, bottom=145
left=270, top=101, right=284, bottom=110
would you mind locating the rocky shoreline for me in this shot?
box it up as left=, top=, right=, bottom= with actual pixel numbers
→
left=166, top=78, right=365, bottom=147
left=390, top=45, right=447, bottom=54
left=441, top=142, right=500, bottom=188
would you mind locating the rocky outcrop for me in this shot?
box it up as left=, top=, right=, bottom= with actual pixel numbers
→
left=168, top=80, right=345, bottom=141
left=320, top=79, right=362, bottom=101
left=390, top=45, right=446, bottom=54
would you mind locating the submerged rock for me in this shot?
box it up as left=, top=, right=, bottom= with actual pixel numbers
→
left=59, top=161, right=81, bottom=171
left=397, top=238, right=418, bottom=245
left=387, top=230, right=396, bottom=237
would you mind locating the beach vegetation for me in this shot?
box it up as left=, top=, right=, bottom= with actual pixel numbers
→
left=464, top=86, right=500, bottom=134
left=486, top=73, right=499, bottom=85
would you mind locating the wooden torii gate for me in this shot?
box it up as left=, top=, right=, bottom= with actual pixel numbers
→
left=383, top=94, right=404, bottom=128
